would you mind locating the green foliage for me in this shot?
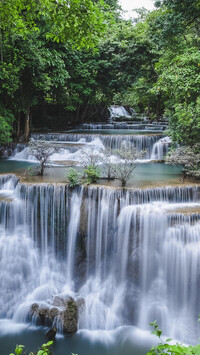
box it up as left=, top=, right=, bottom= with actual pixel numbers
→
left=155, top=0, right=200, bottom=33
left=0, top=116, right=13, bottom=145
left=166, top=144, right=200, bottom=179
left=36, top=341, right=53, bottom=355
left=9, top=344, right=24, bottom=355
left=66, top=168, right=81, bottom=187
left=84, top=164, right=100, bottom=184
left=0, top=0, right=199, bottom=147
left=147, top=322, right=200, bottom=355
left=9, top=341, right=53, bottom=355
left=153, top=48, right=200, bottom=144
left=0, top=105, right=14, bottom=145
left=0, top=0, right=109, bottom=49
left=0, top=0, right=111, bottom=142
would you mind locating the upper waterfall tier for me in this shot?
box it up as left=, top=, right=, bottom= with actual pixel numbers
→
left=109, top=106, right=132, bottom=120
left=27, top=133, right=170, bottom=161
left=80, top=122, right=167, bottom=131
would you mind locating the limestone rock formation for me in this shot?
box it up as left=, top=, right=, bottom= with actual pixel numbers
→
left=30, top=296, right=82, bottom=335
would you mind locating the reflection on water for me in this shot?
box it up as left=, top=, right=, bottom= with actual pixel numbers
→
left=0, top=159, right=36, bottom=174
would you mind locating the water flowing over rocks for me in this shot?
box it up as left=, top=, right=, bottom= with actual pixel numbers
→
left=1, top=174, right=200, bottom=343
left=109, top=106, right=132, bottom=120
left=80, top=122, right=168, bottom=131
left=30, top=297, right=78, bottom=334
left=9, top=132, right=170, bottom=162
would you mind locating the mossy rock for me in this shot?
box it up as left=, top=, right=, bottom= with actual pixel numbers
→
left=61, top=298, right=78, bottom=334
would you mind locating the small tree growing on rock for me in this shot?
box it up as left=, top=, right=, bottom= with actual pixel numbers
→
left=29, top=140, right=55, bottom=176
left=80, top=147, right=102, bottom=184
left=80, top=147, right=102, bottom=168
left=112, top=143, right=146, bottom=187
left=102, top=147, right=116, bottom=180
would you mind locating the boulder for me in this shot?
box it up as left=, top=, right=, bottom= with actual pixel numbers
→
left=38, top=307, right=49, bottom=325
left=30, top=297, right=79, bottom=335
left=61, top=298, right=78, bottom=334
left=52, top=295, right=69, bottom=308
left=46, top=327, right=57, bottom=341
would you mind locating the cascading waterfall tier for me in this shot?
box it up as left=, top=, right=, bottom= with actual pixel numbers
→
left=0, top=174, right=200, bottom=343
left=80, top=122, right=167, bottom=130
left=108, top=106, right=131, bottom=121
left=29, top=133, right=170, bottom=160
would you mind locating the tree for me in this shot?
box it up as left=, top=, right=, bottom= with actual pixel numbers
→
left=0, top=0, right=111, bottom=143
left=112, top=144, right=145, bottom=187
left=166, top=144, right=200, bottom=179
left=153, top=48, right=200, bottom=145
left=29, top=140, right=55, bottom=175
left=102, top=147, right=115, bottom=180
left=0, top=0, right=109, bottom=51
left=0, top=106, right=14, bottom=146
left=155, top=0, right=200, bottom=31
left=80, top=147, right=102, bottom=167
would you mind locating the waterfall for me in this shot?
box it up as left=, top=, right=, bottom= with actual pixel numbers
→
left=109, top=106, right=131, bottom=120
left=80, top=122, right=167, bottom=130
left=151, top=136, right=171, bottom=160
left=1, top=175, right=200, bottom=343
left=17, top=133, right=171, bottom=161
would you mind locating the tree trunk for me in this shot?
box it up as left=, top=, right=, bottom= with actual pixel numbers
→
left=75, top=105, right=80, bottom=122
left=24, top=105, right=30, bottom=141
left=17, top=112, right=21, bottom=139
left=81, top=102, right=89, bottom=122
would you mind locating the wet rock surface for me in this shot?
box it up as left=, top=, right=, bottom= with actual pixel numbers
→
left=30, top=297, right=80, bottom=334
left=46, top=327, right=57, bottom=341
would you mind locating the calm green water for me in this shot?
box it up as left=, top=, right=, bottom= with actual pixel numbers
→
left=0, top=323, right=156, bottom=355
left=0, top=159, right=36, bottom=174
left=101, top=162, right=183, bottom=188
left=0, top=159, right=183, bottom=188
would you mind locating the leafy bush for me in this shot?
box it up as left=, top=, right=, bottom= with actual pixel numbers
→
left=66, top=168, right=81, bottom=187
left=84, top=165, right=100, bottom=184
left=147, top=321, right=200, bottom=355
left=166, top=144, right=200, bottom=179
left=10, top=341, right=53, bottom=355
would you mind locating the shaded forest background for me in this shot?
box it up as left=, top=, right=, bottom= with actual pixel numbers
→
left=0, top=0, right=200, bottom=145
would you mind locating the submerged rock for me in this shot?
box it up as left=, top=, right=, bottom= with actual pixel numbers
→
left=46, top=327, right=57, bottom=341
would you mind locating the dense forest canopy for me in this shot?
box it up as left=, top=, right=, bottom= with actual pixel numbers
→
left=0, top=0, right=199, bottom=146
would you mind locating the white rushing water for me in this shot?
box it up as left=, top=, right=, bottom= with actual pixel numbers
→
left=80, top=122, right=167, bottom=130
left=109, top=106, right=132, bottom=121
left=0, top=175, right=200, bottom=344
left=10, top=134, right=171, bottom=163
